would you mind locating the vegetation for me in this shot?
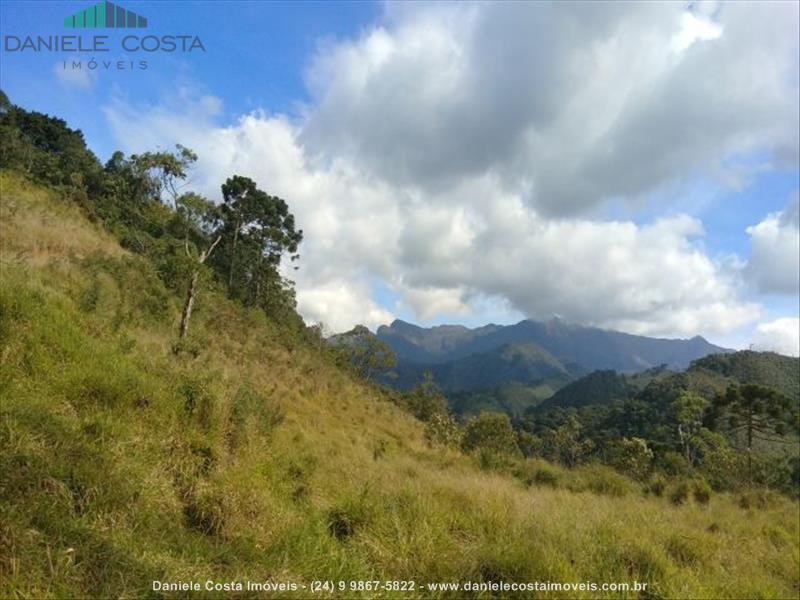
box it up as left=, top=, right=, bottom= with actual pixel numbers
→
left=1, top=94, right=799, bottom=598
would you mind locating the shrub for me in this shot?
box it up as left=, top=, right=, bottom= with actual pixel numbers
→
left=461, top=412, right=520, bottom=456
left=424, top=412, right=462, bottom=449
left=660, top=451, right=690, bottom=477
left=405, top=372, right=448, bottom=422
left=180, top=377, right=218, bottom=432
left=478, top=448, right=515, bottom=472
left=605, top=437, right=653, bottom=481
left=543, top=415, right=594, bottom=468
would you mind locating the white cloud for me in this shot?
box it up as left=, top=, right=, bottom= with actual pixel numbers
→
left=105, top=96, right=761, bottom=336
left=746, top=195, right=800, bottom=295
left=103, top=2, right=799, bottom=336
left=302, top=1, right=799, bottom=216
left=753, top=318, right=800, bottom=357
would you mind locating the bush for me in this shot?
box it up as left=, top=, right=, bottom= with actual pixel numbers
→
left=605, top=437, right=653, bottom=481
left=461, top=412, right=520, bottom=456
left=424, top=412, right=462, bottom=449
left=660, top=451, right=690, bottom=477
left=404, top=372, right=448, bottom=422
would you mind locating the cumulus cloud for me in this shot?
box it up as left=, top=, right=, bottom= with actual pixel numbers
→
left=103, top=2, right=798, bottom=336
left=105, top=96, right=760, bottom=336
left=746, top=195, right=800, bottom=295
left=753, top=318, right=800, bottom=357
left=302, top=1, right=799, bottom=215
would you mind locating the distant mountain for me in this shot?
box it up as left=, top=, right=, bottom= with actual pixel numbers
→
left=377, top=318, right=730, bottom=373
left=389, top=342, right=583, bottom=392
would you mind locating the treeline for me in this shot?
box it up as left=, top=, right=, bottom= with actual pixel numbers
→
left=517, top=377, right=798, bottom=494
left=0, top=91, right=306, bottom=344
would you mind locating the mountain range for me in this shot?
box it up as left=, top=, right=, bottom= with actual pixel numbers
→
left=377, top=318, right=729, bottom=372
left=374, top=318, right=733, bottom=415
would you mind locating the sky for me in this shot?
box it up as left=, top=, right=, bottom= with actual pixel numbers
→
left=1, top=0, right=798, bottom=355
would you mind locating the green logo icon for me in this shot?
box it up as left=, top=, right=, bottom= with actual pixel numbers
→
left=64, top=1, right=147, bottom=29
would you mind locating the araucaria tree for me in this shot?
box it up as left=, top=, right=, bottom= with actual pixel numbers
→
left=712, top=383, right=794, bottom=471
left=214, top=176, right=303, bottom=314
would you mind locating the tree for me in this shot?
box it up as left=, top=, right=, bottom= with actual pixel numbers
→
left=672, top=391, right=709, bottom=467
left=332, top=325, right=397, bottom=379
left=214, top=176, right=303, bottom=313
left=605, top=437, right=653, bottom=481
left=405, top=371, right=448, bottom=422
left=425, top=413, right=463, bottom=449
left=712, top=383, right=794, bottom=472
left=516, top=429, right=543, bottom=458
left=135, top=144, right=197, bottom=207
left=171, top=192, right=222, bottom=342
left=461, top=412, right=520, bottom=456
left=544, top=415, right=595, bottom=468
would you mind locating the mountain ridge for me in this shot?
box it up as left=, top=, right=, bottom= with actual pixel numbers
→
left=377, top=317, right=730, bottom=375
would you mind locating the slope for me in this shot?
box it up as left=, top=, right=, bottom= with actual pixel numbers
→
left=1, top=172, right=798, bottom=599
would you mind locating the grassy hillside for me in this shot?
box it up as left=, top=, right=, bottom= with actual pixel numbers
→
left=1, top=171, right=799, bottom=599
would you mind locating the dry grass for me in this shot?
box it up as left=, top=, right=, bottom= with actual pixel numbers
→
left=0, top=171, right=798, bottom=598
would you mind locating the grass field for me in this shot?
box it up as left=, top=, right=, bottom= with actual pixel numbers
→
left=1, top=171, right=798, bottom=598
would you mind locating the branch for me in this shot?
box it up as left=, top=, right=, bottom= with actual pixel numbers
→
left=200, top=235, right=222, bottom=263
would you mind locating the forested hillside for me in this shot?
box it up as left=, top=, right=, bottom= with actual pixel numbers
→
left=1, top=93, right=799, bottom=599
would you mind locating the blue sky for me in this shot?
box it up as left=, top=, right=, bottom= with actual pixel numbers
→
left=1, top=1, right=798, bottom=353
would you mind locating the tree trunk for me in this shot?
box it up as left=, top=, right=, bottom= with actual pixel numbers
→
left=177, top=235, right=221, bottom=344
left=178, top=269, right=199, bottom=340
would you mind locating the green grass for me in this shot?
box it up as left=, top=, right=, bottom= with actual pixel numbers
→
left=1, top=171, right=799, bottom=598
